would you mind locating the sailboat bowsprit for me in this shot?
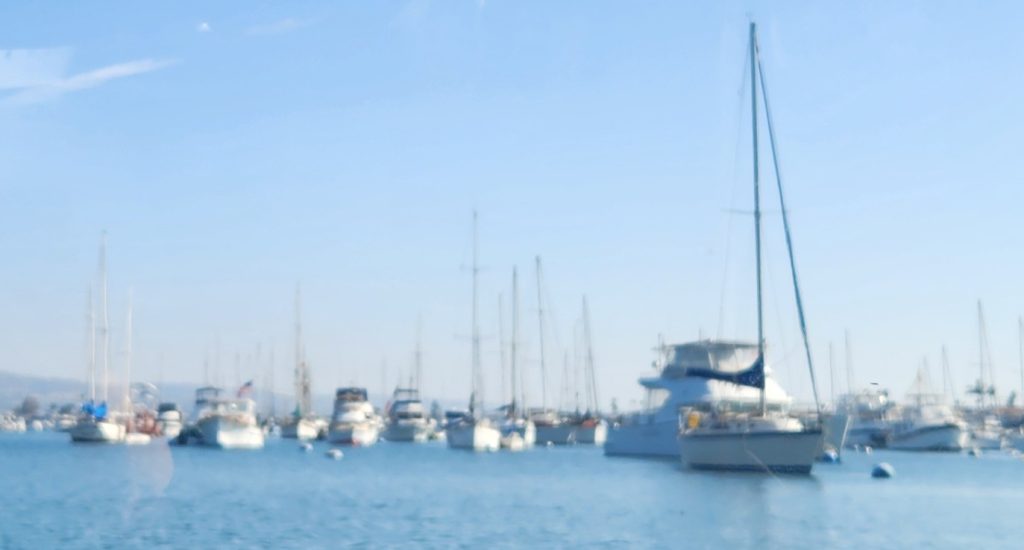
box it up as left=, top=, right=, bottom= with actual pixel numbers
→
left=676, top=22, right=825, bottom=474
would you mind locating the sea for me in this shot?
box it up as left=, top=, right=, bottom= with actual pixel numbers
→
left=1, top=432, right=1022, bottom=548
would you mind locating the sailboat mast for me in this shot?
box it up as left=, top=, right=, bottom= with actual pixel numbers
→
left=749, top=23, right=766, bottom=416
left=98, top=232, right=110, bottom=404
left=415, top=315, right=423, bottom=394
left=1019, top=316, right=1023, bottom=407
left=535, top=256, right=548, bottom=412
left=87, top=287, right=96, bottom=402
left=583, top=295, right=599, bottom=414
left=511, top=267, right=520, bottom=416
left=124, top=291, right=133, bottom=411
left=498, top=294, right=507, bottom=408
left=471, top=211, right=482, bottom=415
left=294, top=285, right=303, bottom=415
left=941, top=345, right=954, bottom=404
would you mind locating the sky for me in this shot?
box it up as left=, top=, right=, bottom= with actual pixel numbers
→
left=2, top=1, right=1024, bottom=413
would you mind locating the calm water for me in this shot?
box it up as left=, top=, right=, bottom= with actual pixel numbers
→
left=1, top=432, right=1022, bottom=548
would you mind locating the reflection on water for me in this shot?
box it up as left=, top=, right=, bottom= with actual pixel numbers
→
left=0, top=432, right=1021, bottom=547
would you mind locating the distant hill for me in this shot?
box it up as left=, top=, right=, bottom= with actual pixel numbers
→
left=0, top=371, right=462, bottom=417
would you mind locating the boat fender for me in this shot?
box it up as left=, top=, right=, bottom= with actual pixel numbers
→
left=871, top=463, right=894, bottom=479
left=687, top=411, right=701, bottom=430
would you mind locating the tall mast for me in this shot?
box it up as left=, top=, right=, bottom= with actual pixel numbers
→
left=98, top=232, right=110, bottom=404
left=124, top=290, right=133, bottom=411
left=470, top=211, right=482, bottom=416
left=941, top=345, right=954, bottom=404
left=535, top=256, right=549, bottom=411
left=269, top=348, right=276, bottom=418
left=498, top=294, right=507, bottom=408
left=828, top=343, right=835, bottom=406
left=415, top=315, right=423, bottom=394
left=87, top=287, right=96, bottom=401
left=845, top=331, right=854, bottom=394
left=1019, top=316, right=1023, bottom=407
left=511, top=267, right=520, bottom=416
left=749, top=23, right=766, bottom=416
left=294, top=284, right=305, bottom=416
left=582, top=295, right=598, bottom=414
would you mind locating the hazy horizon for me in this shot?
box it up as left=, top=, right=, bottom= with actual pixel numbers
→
left=3, top=1, right=1024, bottom=412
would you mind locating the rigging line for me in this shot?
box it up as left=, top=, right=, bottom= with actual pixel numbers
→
left=716, top=41, right=753, bottom=341
left=754, top=37, right=822, bottom=418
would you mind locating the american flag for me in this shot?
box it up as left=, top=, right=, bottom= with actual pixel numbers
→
left=237, top=380, right=254, bottom=398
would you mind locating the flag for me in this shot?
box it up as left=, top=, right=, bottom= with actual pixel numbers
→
left=237, top=380, right=254, bottom=398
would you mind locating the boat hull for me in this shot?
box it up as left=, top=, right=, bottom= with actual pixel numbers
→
left=196, top=416, right=265, bottom=449
left=70, top=419, right=125, bottom=443
left=535, top=424, right=575, bottom=445
left=680, top=429, right=824, bottom=474
left=574, top=421, right=607, bottom=445
left=604, top=420, right=680, bottom=457
left=889, top=423, right=968, bottom=452
left=382, top=420, right=431, bottom=443
left=281, top=418, right=321, bottom=441
left=446, top=422, right=500, bottom=451
left=328, top=423, right=380, bottom=446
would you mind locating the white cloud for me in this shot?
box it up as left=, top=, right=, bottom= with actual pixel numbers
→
left=246, top=17, right=312, bottom=36
left=197, top=21, right=211, bottom=33
left=4, top=58, right=178, bottom=105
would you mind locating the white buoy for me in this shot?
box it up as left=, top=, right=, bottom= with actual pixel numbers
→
left=871, top=462, right=895, bottom=479
left=300, top=442, right=313, bottom=452
left=864, top=445, right=873, bottom=455
left=325, top=448, right=343, bottom=460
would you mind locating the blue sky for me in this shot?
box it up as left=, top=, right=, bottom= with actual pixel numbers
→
left=2, top=1, right=1023, bottom=412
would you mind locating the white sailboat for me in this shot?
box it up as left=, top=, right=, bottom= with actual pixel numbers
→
left=677, top=23, right=824, bottom=474
left=531, top=256, right=573, bottom=446
left=71, top=234, right=125, bottom=444
left=327, top=387, right=381, bottom=445
left=281, top=286, right=322, bottom=441
left=120, top=293, right=152, bottom=445
left=568, top=296, right=607, bottom=445
left=500, top=267, right=536, bottom=449
left=446, top=211, right=501, bottom=452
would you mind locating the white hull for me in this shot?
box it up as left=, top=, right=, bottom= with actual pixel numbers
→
left=535, top=424, right=575, bottom=445
left=328, top=422, right=380, bottom=446
left=446, top=422, right=500, bottom=451
left=889, top=423, right=968, bottom=452
left=196, top=416, right=265, bottom=449
left=70, top=419, right=125, bottom=443
left=158, top=420, right=183, bottom=440
left=680, top=429, right=823, bottom=474
left=124, top=433, right=152, bottom=445
left=501, top=419, right=536, bottom=448
left=574, top=421, right=607, bottom=445
left=823, top=413, right=851, bottom=452
left=281, top=418, right=321, bottom=440
left=970, top=429, right=1005, bottom=450
left=845, top=425, right=890, bottom=448
left=383, top=420, right=431, bottom=442
left=605, top=420, right=680, bottom=457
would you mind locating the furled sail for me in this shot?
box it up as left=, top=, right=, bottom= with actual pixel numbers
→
left=684, top=355, right=765, bottom=389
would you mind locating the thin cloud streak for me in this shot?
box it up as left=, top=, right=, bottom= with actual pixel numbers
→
left=5, top=58, right=177, bottom=105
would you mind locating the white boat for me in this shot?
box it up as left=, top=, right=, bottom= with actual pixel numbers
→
left=500, top=417, right=536, bottom=448
left=70, top=410, right=125, bottom=443
left=676, top=24, right=824, bottom=474
left=327, top=387, right=380, bottom=446
left=888, top=370, right=968, bottom=452
left=192, top=386, right=265, bottom=449
left=680, top=414, right=822, bottom=473
left=281, top=286, right=324, bottom=440
left=1007, top=428, right=1024, bottom=451
left=605, top=341, right=794, bottom=458
left=0, top=413, right=27, bottom=433
left=281, top=417, right=321, bottom=440
left=969, top=415, right=1006, bottom=450
left=838, top=389, right=898, bottom=448
left=156, top=402, right=183, bottom=440
left=383, top=388, right=432, bottom=442
left=446, top=410, right=500, bottom=452
left=572, top=417, right=607, bottom=445
left=570, top=297, right=606, bottom=446
left=446, top=212, right=501, bottom=452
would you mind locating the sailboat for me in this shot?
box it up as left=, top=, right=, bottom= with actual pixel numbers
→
left=966, top=302, right=1006, bottom=450
left=281, top=286, right=322, bottom=441
left=530, top=256, right=574, bottom=445
left=445, top=211, right=501, bottom=452
left=677, top=23, right=824, bottom=473
left=570, top=296, right=607, bottom=445
left=71, top=234, right=126, bottom=444
left=499, top=267, right=536, bottom=450
left=121, top=292, right=153, bottom=445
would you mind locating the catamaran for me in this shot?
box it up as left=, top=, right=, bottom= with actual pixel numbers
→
left=676, top=23, right=824, bottom=473
left=445, top=212, right=501, bottom=451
